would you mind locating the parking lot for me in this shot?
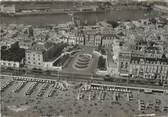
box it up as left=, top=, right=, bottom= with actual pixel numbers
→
left=1, top=76, right=168, bottom=117
left=1, top=77, right=68, bottom=98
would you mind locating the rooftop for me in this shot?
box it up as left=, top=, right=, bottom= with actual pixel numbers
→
left=29, top=42, right=54, bottom=52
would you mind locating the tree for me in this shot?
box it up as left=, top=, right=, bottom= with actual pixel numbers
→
left=98, top=56, right=106, bottom=70
left=149, top=18, right=157, bottom=25
left=107, top=20, right=119, bottom=28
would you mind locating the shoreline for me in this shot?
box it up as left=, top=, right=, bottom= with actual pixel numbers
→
left=0, top=10, right=105, bottom=17
left=0, top=5, right=149, bottom=17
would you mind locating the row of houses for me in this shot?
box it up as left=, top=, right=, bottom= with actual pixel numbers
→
left=75, top=27, right=118, bottom=48
left=117, top=48, right=168, bottom=81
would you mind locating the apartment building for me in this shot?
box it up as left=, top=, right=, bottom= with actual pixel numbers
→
left=118, top=50, right=168, bottom=81
left=25, top=42, right=67, bottom=70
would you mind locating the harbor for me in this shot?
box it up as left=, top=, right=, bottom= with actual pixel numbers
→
left=1, top=8, right=161, bottom=25
left=0, top=1, right=163, bottom=25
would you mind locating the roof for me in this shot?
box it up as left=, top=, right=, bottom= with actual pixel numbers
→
left=19, top=39, right=33, bottom=44
left=120, top=50, right=168, bottom=65
left=146, top=46, right=159, bottom=50
left=29, top=42, right=54, bottom=52
left=131, top=55, right=168, bottom=65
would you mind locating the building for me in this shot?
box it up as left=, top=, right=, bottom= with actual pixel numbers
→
left=118, top=50, right=168, bottom=81
left=25, top=42, right=67, bottom=70
left=101, top=33, right=116, bottom=48
left=75, top=27, right=115, bottom=48
left=25, top=42, right=53, bottom=69
left=75, top=32, right=85, bottom=45
left=27, top=25, right=34, bottom=37
left=94, top=33, right=102, bottom=47
left=118, top=51, right=132, bottom=76
left=84, top=30, right=99, bottom=47
left=33, top=28, right=49, bottom=41
left=19, top=40, right=34, bottom=50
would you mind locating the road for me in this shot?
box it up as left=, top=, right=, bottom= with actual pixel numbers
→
left=1, top=65, right=167, bottom=89
left=1, top=71, right=167, bottom=93
left=106, top=48, right=117, bottom=75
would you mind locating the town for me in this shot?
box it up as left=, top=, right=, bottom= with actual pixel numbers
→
left=0, top=0, right=168, bottom=117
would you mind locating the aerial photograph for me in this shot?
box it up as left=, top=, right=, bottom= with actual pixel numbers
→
left=0, top=0, right=168, bottom=117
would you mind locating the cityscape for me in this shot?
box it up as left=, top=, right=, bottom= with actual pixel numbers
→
left=0, top=0, right=168, bottom=117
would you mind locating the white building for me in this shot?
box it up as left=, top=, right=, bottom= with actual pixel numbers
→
left=0, top=60, right=20, bottom=68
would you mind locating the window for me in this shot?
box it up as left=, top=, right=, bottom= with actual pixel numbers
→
left=33, top=58, right=35, bottom=60
left=13, top=63, right=16, bottom=67
left=28, top=57, right=30, bottom=60
left=121, top=62, right=124, bottom=68
left=125, top=62, right=128, bottom=68
left=38, top=63, right=41, bottom=65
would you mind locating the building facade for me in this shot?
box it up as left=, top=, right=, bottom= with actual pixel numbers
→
left=118, top=50, right=168, bottom=81
left=75, top=29, right=115, bottom=48
left=25, top=42, right=67, bottom=70
left=0, top=60, right=20, bottom=68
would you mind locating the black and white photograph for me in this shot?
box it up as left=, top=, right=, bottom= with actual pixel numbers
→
left=0, top=0, right=168, bottom=117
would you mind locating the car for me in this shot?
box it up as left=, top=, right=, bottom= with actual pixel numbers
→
left=48, top=89, right=55, bottom=97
